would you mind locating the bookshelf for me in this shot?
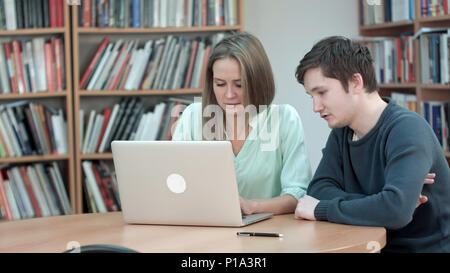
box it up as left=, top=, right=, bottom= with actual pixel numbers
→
left=0, top=1, right=75, bottom=220
left=71, top=0, right=245, bottom=214
left=358, top=0, right=450, bottom=165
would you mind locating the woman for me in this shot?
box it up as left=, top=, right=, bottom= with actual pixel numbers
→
left=172, top=32, right=312, bottom=215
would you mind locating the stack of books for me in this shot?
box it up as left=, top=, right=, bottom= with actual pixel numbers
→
left=0, top=100, right=68, bottom=158
left=0, top=162, right=72, bottom=220
left=0, top=37, right=66, bottom=94
left=0, top=0, right=65, bottom=30
left=79, top=33, right=226, bottom=91
left=78, top=0, right=238, bottom=28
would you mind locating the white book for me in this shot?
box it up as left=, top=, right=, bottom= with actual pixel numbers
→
left=157, top=37, right=178, bottom=89
left=4, top=180, right=21, bottom=220
left=175, top=0, right=185, bottom=27
left=133, top=112, right=149, bottom=140
left=79, top=109, right=85, bottom=147
left=0, top=110, right=22, bottom=156
left=4, top=0, right=17, bottom=30
left=190, top=40, right=205, bottom=88
left=0, top=112, right=16, bottom=157
left=25, top=41, right=38, bottom=93
left=391, top=0, right=410, bottom=22
left=94, top=40, right=124, bottom=90
left=32, top=38, right=47, bottom=92
left=82, top=110, right=96, bottom=154
left=48, top=165, right=70, bottom=215
left=172, top=40, right=190, bottom=89
left=106, top=41, right=134, bottom=90
left=152, top=0, right=161, bottom=27
left=10, top=168, right=35, bottom=218
left=26, top=165, right=51, bottom=217
left=160, top=0, right=168, bottom=27
left=163, top=40, right=182, bottom=89
left=87, top=114, right=104, bottom=154
left=34, top=164, right=60, bottom=216
left=145, top=39, right=165, bottom=89
left=142, top=103, right=166, bottom=141
left=98, top=104, right=120, bottom=153
left=420, top=35, right=430, bottom=83
left=82, top=161, right=107, bottom=213
left=186, top=0, right=194, bottom=27
left=52, top=162, right=72, bottom=215
left=153, top=36, right=175, bottom=89
left=440, top=33, right=449, bottom=84
left=123, top=48, right=142, bottom=90
left=86, top=43, right=114, bottom=90
left=51, top=114, right=66, bottom=154
left=0, top=44, right=11, bottom=93
left=132, top=40, right=154, bottom=90
left=383, top=39, right=393, bottom=83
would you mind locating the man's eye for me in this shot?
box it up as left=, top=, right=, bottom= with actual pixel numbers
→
left=236, top=84, right=242, bottom=88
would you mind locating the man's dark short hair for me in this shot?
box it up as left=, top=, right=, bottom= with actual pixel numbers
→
left=295, top=36, right=378, bottom=93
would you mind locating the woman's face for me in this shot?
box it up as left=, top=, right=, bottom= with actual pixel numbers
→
left=212, top=58, right=245, bottom=115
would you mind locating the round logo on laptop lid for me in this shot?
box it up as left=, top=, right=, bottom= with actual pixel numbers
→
left=166, top=173, right=187, bottom=194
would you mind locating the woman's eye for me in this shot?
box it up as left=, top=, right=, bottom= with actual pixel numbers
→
left=235, top=84, right=242, bottom=88
left=215, top=83, right=225, bottom=87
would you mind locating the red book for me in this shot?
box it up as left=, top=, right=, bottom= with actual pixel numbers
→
left=54, top=38, right=63, bottom=91
left=0, top=172, right=12, bottom=220
left=184, top=40, right=198, bottom=88
left=19, top=167, right=42, bottom=218
left=57, top=0, right=64, bottom=27
left=4, top=43, right=18, bottom=93
left=44, top=42, right=55, bottom=92
left=92, top=163, right=113, bottom=211
left=11, top=41, right=27, bottom=93
left=79, top=38, right=110, bottom=89
left=83, top=0, right=92, bottom=27
left=218, top=0, right=224, bottom=25
left=200, top=44, right=211, bottom=88
left=49, top=0, right=58, bottom=27
left=95, top=108, right=112, bottom=153
left=396, top=38, right=401, bottom=83
left=105, top=42, right=127, bottom=90
left=111, top=53, right=131, bottom=90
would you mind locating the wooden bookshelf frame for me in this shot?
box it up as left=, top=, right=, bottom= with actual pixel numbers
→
left=71, top=1, right=245, bottom=214
left=358, top=0, right=450, bottom=164
left=0, top=2, right=75, bottom=215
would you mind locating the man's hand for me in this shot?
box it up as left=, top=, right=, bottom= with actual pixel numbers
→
left=294, top=195, right=319, bottom=221
left=416, top=173, right=435, bottom=208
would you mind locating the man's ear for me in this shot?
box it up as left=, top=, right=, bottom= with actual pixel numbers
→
left=349, top=73, right=364, bottom=94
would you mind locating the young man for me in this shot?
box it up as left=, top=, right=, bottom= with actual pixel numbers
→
left=294, top=36, right=449, bottom=253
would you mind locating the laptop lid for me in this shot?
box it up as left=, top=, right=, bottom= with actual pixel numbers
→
left=111, top=141, right=272, bottom=227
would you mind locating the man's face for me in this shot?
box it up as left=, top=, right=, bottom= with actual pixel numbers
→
left=303, top=67, right=356, bottom=129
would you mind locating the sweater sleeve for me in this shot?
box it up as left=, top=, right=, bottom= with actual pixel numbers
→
left=307, top=130, right=366, bottom=200
left=314, top=116, right=434, bottom=230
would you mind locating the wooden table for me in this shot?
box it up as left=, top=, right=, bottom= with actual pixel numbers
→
left=0, top=212, right=386, bottom=253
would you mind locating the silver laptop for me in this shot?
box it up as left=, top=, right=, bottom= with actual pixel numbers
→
left=111, top=141, right=273, bottom=227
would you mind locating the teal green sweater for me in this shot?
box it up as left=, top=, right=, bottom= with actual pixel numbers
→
left=308, top=98, right=450, bottom=253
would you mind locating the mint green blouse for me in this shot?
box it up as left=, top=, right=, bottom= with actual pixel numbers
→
left=171, top=103, right=312, bottom=200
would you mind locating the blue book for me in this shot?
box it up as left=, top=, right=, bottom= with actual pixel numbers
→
left=132, top=0, right=141, bottom=28
left=431, top=103, right=443, bottom=146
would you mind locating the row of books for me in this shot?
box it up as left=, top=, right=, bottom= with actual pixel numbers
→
left=78, top=0, right=238, bottom=28
left=0, top=162, right=71, bottom=220
left=421, top=101, right=449, bottom=151
left=360, top=36, right=415, bottom=84
left=419, top=29, right=450, bottom=84
left=81, top=160, right=120, bottom=213
left=79, top=33, right=226, bottom=91
left=0, top=101, right=68, bottom=158
left=0, top=37, right=66, bottom=94
left=391, top=92, right=417, bottom=112
left=360, top=0, right=414, bottom=26
left=79, top=97, right=191, bottom=154
left=420, top=0, right=450, bottom=17
left=0, top=0, right=65, bottom=30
